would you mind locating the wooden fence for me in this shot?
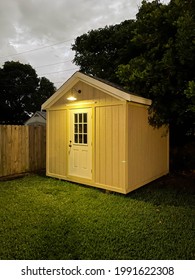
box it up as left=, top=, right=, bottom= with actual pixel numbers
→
left=0, top=125, right=46, bottom=178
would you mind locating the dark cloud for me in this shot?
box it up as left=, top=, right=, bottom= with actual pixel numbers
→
left=0, top=0, right=169, bottom=87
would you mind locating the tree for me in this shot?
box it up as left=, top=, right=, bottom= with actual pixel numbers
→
left=0, top=61, right=55, bottom=124
left=72, top=0, right=195, bottom=145
left=72, top=20, right=137, bottom=84
left=117, top=0, right=195, bottom=143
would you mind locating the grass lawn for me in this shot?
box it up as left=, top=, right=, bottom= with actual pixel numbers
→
left=0, top=173, right=194, bottom=260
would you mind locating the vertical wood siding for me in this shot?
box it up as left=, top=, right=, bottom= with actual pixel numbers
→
left=54, top=81, right=121, bottom=107
left=0, top=125, right=45, bottom=177
left=127, top=104, right=169, bottom=192
left=47, top=110, right=67, bottom=177
left=95, top=104, right=126, bottom=191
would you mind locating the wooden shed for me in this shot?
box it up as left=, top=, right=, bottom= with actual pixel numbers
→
left=42, top=71, right=169, bottom=194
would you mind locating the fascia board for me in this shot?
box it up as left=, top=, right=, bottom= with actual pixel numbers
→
left=129, top=95, right=152, bottom=105
left=78, top=72, right=152, bottom=105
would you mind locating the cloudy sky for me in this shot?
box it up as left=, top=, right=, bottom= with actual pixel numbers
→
left=0, top=0, right=169, bottom=89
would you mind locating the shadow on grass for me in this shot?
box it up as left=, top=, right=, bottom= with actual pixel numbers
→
left=125, top=172, right=195, bottom=208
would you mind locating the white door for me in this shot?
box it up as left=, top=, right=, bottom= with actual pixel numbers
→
left=68, top=108, right=92, bottom=179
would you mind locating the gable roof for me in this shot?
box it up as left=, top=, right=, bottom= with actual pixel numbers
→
left=35, top=111, right=46, bottom=119
left=42, top=71, right=151, bottom=109
left=24, top=111, right=46, bottom=125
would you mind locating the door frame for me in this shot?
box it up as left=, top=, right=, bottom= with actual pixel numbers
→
left=68, top=107, right=92, bottom=180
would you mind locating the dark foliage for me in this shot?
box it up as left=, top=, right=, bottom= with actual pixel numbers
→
left=0, top=61, right=55, bottom=124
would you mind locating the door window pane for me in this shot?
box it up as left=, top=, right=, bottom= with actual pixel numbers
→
left=79, top=134, right=82, bottom=143
left=74, top=134, right=78, bottom=143
left=84, top=134, right=87, bottom=144
left=84, top=124, right=87, bottom=133
left=74, top=124, right=78, bottom=133
left=83, top=113, right=87, bottom=123
left=79, top=113, right=82, bottom=123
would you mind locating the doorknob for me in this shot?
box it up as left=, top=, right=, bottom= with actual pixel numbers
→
left=69, top=140, right=72, bottom=147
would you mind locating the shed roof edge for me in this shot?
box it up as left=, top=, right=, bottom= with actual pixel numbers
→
left=42, top=71, right=152, bottom=109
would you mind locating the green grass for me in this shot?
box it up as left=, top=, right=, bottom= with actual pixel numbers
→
left=0, top=173, right=194, bottom=260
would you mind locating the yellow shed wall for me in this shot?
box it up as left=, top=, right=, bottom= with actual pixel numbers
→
left=47, top=110, right=67, bottom=177
left=94, top=104, right=127, bottom=192
left=127, top=103, right=169, bottom=193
